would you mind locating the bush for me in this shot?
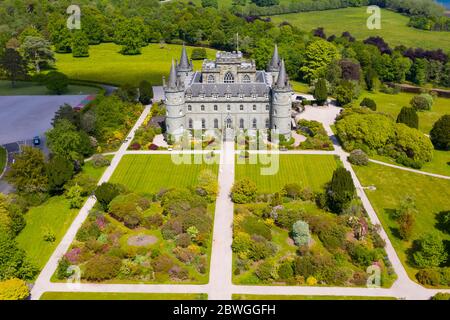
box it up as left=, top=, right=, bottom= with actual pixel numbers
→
left=277, top=260, right=294, bottom=280
left=242, top=216, right=271, bottom=240
left=232, top=232, right=252, bottom=254
left=83, top=255, right=122, bottom=281
left=0, top=278, right=29, bottom=300
left=413, top=233, right=447, bottom=268
left=348, top=149, right=369, bottom=166
left=416, top=268, right=441, bottom=286
left=151, top=254, right=174, bottom=273
left=56, top=257, right=72, bottom=280
left=275, top=209, right=303, bottom=229
left=255, top=260, right=275, bottom=281
left=347, top=243, right=377, bottom=267
left=143, top=213, right=164, bottom=229
left=430, top=115, right=450, bottom=150
left=313, top=78, right=327, bottom=105
left=91, top=154, right=110, bottom=168
left=0, top=233, right=37, bottom=280
left=191, top=48, right=207, bottom=60
left=161, top=219, right=183, bottom=240
left=45, top=71, right=69, bottom=94
left=410, top=94, right=433, bottom=111
left=168, top=265, right=189, bottom=280
left=396, top=107, right=418, bottom=129
left=431, top=293, right=450, bottom=300
left=283, top=183, right=302, bottom=199
left=95, top=182, right=122, bottom=210
left=327, top=167, right=355, bottom=214
left=176, top=233, right=191, bottom=248
left=231, top=179, right=257, bottom=204
left=292, top=220, right=311, bottom=247
left=360, top=98, right=376, bottom=111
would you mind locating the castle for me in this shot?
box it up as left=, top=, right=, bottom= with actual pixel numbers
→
left=164, top=45, right=292, bottom=140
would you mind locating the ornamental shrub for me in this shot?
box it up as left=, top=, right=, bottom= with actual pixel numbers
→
left=95, top=182, right=122, bottom=210
left=413, top=233, right=447, bottom=268
left=430, top=115, right=450, bottom=150
left=151, top=254, right=174, bottom=273
left=0, top=278, right=29, bottom=300
left=83, top=255, right=122, bottom=281
left=45, top=71, right=69, bottom=95
left=327, top=167, right=356, bottom=214
left=255, top=260, right=275, bottom=281
left=410, top=94, right=433, bottom=111
left=416, top=268, right=441, bottom=286
left=176, top=233, right=191, bottom=248
left=360, top=97, right=376, bottom=111
left=396, top=107, right=418, bottom=129
left=348, top=149, right=369, bottom=166
left=242, top=216, right=271, bottom=240
left=138, top=80, right=153, bottom=105
left=292, top=220, right=311, bottom=247
left=231, top=178, right=257, bottom=204
left=283, top=183, right=302, bottom=199
left=91, top=154, right=110, bottom=168
left=277, top=260, right=294, bottom=280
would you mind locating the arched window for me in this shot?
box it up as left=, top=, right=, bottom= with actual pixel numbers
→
left=207, top=75, right=215, bottom=83
left=214, top=105, right=218, bottom=111
left=224, top=72, right=234, bottom=83
left=214, top=119, right=219, bottom=129
left=265, top=105, right=270, bottom=111
left=242, top=74, right=251, bottom=83
left=188, top=119, right=193, bottom=129
left=265, top=118, right=270, bottom=128
left=240, top=105, right=244, bottom=111
left=253, top=105, right=257, bottom=111
left=239, top=119, right=244, bottom=129
left=202, top=119, right=206, bottom=129
left=201, top=105, right=205, bottom=111
left=252, top=118, right=257, bottom=129
left=188, top=105, right=192, bottom=111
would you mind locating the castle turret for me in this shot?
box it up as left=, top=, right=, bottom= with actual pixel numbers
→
left=267, top=44, right=281, bottom=84
left=271, top=59, right=292, bottom=139
left=165, top=59, right=186, bottom=139
left=177, top=44, right=193, bottom=84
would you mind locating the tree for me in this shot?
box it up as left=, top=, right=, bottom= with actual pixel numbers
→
left=20, top=36, right=55, bottom=73
left=292, top=220, right=311, bottom=246
left=396, top=107, right=419, bottom=129
left=52, top=104, right=80, bottom=129
left=397, top=197, right=416, bottom=241
left=46, top=155, right=74, bottom=194
left=196, top=169, right=218, bottom=201
left=46, top=119, right=83, bottom=161
left=409, top=58, right=426, bottom=85
left=313, top=78, right=327, bottom=105
left=191, top=48, right=207, bottom=60
left=66, top=184, right=84, bottom=209
left=335, top=81, right=354, bottom=106
left=45, top=71, right=69, bottom=95
left=359, top=98, right=376, bottom=111
left=410, top=94, right=433, bottom=111
left=71, top=31, right=89, bottom=58
left=202, top=0, right=218, bottom=8
left=139, top=80, right=153, bottom=105
left=47, top=14, right=72, bottom=53
left=231, top=178, right=258, bottom=204
left=95, top=182, right=122, bottom=210
left=115, top=18, right=147, bottom=55
left=0, top=278, right=29, bottom=300
left=348, top=149, right=369, bottom=166
left=395, top=123, right=433, bottom=164
left=6, top=146, right=48, bottom=194
left=430, top=115, right=450, bottom=150
left=364, top=67, right=378, bottom=91
left=300, top=39, right=340, bottom=83
left=327, top=167, right=355, bottom=214
left=413, top=233, right=447, bottom=268
left=0, top=232, right=37, bottom=280
left=0, top=48, right=28, bottom=87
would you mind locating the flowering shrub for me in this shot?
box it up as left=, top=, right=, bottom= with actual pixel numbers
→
left=65, top=247, right=82, bottom=264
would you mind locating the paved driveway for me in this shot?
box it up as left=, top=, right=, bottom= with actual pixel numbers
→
left=0, top=95, right=88, bottom=145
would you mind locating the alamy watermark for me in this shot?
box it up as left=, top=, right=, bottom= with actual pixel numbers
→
left=367, top=5, right=381, bottom=30
left=67, top=5, right=81, bottom=30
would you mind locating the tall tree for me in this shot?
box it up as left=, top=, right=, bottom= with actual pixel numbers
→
left=47, top=14, right=72, bottom=53
left=430, top=115, right=450, bottom=150
left=114, top=18, right=147, bottom=55
left=327, top=167, right=356, bottom=214
left=6, top=146, right=48, bottom=194
left=71, top=31, right=89, bottom=58
left=46, top=119, right=83, bottom=162
left=300, top=39, right=340, bottom=83
left=313, top=78, right=328, bottom=105
left=20, top=36, right=55, bottom=73
left=46, top=155, right=74, bottom=194
left=0, top=48, right=28, bottom=87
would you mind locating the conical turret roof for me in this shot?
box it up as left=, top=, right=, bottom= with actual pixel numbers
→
left=276, top=59, right=289, bottom=89
left=268, top=44, right=280, bottom=72
left=168, top=59, right=178, bottom=89
left=178, top=44, right=192, bottom=71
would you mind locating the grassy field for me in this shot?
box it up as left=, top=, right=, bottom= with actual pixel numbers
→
left=357, top=91, right=450, bottom=134
left=353, top=162, right=450, bottom=284
left=0, top=146, right=6, bottom=174
left=233, top=294, right=396, bottom=300
left=235, top=154, right=339, bottom=193
left=0, top=80, right=99, bottom=96
left=271, top=7, right=450, bottom=51
left=110, top=154, right=219, bottom=193
left=16, top=159, right=111, bottom=270
left=55, top=43, right=217, bottom=86
left=40, top=292, right=207, bottom=300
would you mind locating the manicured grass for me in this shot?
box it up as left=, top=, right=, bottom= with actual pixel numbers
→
left=353, top=162, right=450, bottom=284
left=0, top=80, right=99, bottom=96
left=357, top=91, right=450, bottom=134
left=110, top=154, right=219, bottom=193
left=16, top=160, right=111, bottom=271
left=235, top=154, right=339, bottom=193
left=55, top=43, right=217, bottom=86
left=0, top=146, right=6, bottom=175
left=271, top=7, right=450, bottom=51
left=291, top=80, right=310, bottom=93
left=233, top=294, right=396, bottom=300
left=40, top=292, right=207, bottom=300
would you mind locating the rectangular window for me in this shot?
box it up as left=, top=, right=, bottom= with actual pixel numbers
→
left=253, top=105, right=257, bottom=111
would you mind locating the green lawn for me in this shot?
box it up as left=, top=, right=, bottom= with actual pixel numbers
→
left=40, top=292, right=207, bottom=300
left=271, top=7, right=450, bottom=51
left=55, top=43, right=217, bottom=86
left=233, top=294, right=396, bottom=300
left=16, top=160, right=111, bottom=271
left=0, top=80, right=99, bottom=96
left=0, top=146, right=6, bottom=175
left=110, top=154, right=219, bottom=193
left=235, top=154, right=339, bottom=193
left=353, top=162, right=450, bottom=285
left=357, top=91, right=450, bottom=135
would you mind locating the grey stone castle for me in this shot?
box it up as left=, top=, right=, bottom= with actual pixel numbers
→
left=164, top=45, right=292, bottom=140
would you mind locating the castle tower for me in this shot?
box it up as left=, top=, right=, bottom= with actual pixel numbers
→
left=267, top=44, right=281, bottom=84
left=271, top=59, right=292, bottom=139
left=165, top=59, right=186, bottom=139
left=177, top=44, right=193, bottom=84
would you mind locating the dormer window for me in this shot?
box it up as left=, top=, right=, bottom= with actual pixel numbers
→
left=224, top=72, right=234, bottom=83
left=207, top=75, right=215, bottom=83
left=252, top=93, right=257, bottom=99
left=242, top=74, right=251, bottom=83
left=226, top=93, right=231, bottom=99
